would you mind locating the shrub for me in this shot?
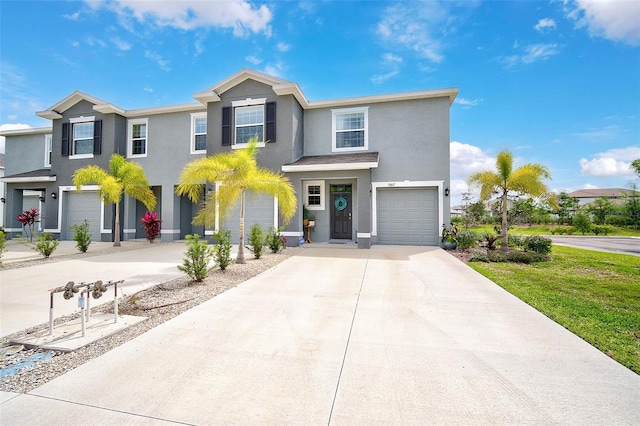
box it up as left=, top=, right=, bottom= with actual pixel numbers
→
left=141, top=211, right=162, bottom=243
left=455, top=230, right=478, bottom=250
left=505, top=251, right=548, bottom=264
left=482, top=232, right=500, bottom=251
left=246, top=223, right=265, bottom=259
left=566, top=227, right=576, bottom=235
left=573, top=212, right=592, bottom=235
left=592, top=225, right=613, bottom=236
left=0, top=230, right=6, bottom=262
left=70, top=220, right=92, bottom=253
left=468, top=251, right=489, bottom=262
left=213, top=230, right=232, bottom=271
left=508, top=234, right=525, bottom=250
left=177, top=234, right=214, bottom=282
left=34, top=233, right=60, bottom=258
left=606, top=215, right=630, bottom=227
left=524, top=235, right=552, bottom=256
left=16, top=208, right=39, bottom=242
left=266, top=227, right=285, bottom=253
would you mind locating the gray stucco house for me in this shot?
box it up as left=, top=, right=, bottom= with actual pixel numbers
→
left=1, top=69, right=457, bottom=248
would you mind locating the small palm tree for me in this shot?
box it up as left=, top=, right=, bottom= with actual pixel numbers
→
left=468, top=151, right=551, bottom=250
left=73, top=154, right=156, bottom=247
left=176, top=137, right=297, bottom=264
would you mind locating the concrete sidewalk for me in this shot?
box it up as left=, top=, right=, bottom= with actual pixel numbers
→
left=1, top=246, right=638, bottom=424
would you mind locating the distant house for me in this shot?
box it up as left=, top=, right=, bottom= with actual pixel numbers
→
left=568, top=188, right=637, bottom=207
left=0, top=153, right=4, bottom=228
left=0, top=69, right=457, bottom=248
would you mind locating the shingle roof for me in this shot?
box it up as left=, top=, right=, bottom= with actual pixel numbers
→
left=282, top=152, right=379, bottom=172
left=0, top=168, right=56, bottom=182
left=569, top=188, right=635, bottom=198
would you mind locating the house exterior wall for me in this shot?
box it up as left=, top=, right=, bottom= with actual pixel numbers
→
left=4, top=131, right=49, bottom=176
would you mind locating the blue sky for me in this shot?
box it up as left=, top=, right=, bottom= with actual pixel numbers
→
left=1, top=0, right=639, bottom=205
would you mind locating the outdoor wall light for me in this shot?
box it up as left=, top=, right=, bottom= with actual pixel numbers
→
left=51, top=192, right=57, bottom=199
left=0, top=197, right=5, bottom=203
left=39, top=196, right=46, bottom=202
left=444, top=188, right=450, bottom=197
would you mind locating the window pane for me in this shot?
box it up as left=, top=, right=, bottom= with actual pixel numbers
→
left=308, top=195, right=321, bottom=205
left=236, top=105, right=263, bottom=125
left=308, top=185, right=320, bottom=195
left=236, top=125, right=263, bottom=144
left=132, top=139, right=146, bottom=155
left=75, top=139, right=93, bottom=155
left=133, top=124, right=146, bottom=138
left=195, top=134, right=206, bottom=151
left=195, top=117, right=207, bottom=134
left=336, top=130, right=364, bottom=148
left=336, top=113, right=364, bottom=131
left=74, top=122, right=94, bottom=139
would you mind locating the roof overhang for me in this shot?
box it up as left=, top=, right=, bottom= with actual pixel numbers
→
left=282, top=152, right=379, bottom=173
left=0, top=126, right=52, bottom=137
left=36, top=90, right=111, bottom=119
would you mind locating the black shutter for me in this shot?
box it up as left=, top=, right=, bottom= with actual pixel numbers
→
left=222, top=106, right=231, bottom=146
left=265, top=102, right=276, bottom=143
left=61, top=123, right=70, bottom=156
left=93, top=120, right=102, bottom=155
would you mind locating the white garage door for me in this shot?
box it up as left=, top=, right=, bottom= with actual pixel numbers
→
left=222, top=193, right=275, bottom=244
left=377, top=187, right=438, bottom=245
left=66, top=192, right=102, bottom=241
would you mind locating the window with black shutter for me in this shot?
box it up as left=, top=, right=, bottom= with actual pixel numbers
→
left=222, top=106, right=231, bottom=146
left=265, top=101, right=276, bottom=143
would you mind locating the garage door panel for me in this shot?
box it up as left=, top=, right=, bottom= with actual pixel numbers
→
left=223, top=193, right=275, bottom=244
left=66, top=192, right=102, bottom=241
left=377, top=188, right=438, bottom=246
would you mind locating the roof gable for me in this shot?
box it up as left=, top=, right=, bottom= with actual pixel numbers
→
left=36, top=91, right=113, bottom=119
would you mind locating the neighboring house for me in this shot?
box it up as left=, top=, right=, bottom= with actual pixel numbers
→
left=0, top=153, right=5, bottom=228
left=0, top=69, right=457, bottom=248
left=568, top=188, right=637, bottom=207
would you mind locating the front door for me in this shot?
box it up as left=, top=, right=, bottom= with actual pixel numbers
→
left=331, top=191, right=352, bottom=239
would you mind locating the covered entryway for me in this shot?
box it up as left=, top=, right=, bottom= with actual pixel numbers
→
left=331, top=185, right=352, bottom=240
left=65, top=191, right=102, bottom=241
left=377, top=187, right=438, bottom=245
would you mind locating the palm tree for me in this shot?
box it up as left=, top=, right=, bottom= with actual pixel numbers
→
left=175, top=137, right=297, bottom=264
left=73, top=154, right=156, bottom=247
left=468, top=151, right=551, bottom=250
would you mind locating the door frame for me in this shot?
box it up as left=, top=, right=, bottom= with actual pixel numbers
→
left=330, top=184, right=353, bottom=240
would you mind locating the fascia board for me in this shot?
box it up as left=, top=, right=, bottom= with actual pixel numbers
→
left=0, top=126, right=52, bottom=136
left=306, top=88, right=459, bottom=109
left=1, top=176, right=57, bottom=183
left=282, top=161, right=378, bottom=173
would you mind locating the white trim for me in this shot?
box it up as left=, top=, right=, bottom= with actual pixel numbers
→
left=69, top=115, right=95, bottom=124
left=1, top=176, right=57, bottom=183
left=331, top=107, right=369, bottom=153
left=190, top=112, right=207, bottom=154
left=123, top=228, right=137, bottom=233
left=4, top=228, right=23, bottom=232
left=44, top=134, right=52, bottom=167
left=282, top=161, right=378, bottom=173
left=231, top=97, right=266, bottom=107
left=205, top=230, right=214, bottom=236
left=53, top=185, right=109, bottom=235
left=303, top=180, right=325, bottom=211
left=232, top=142, right=265, bottom=150
left=0, top=126, right=51, bottom=136
left=357, top=232, right=371, bottom=238
left=127, top=118, right=149, bottom=158
left=282, top=231, right=303, bottom=237
left=69, top=153, right=94, bottom=160
left=371, top=180, right=444, bottom=238
left=161, top=229, right=181, bottom=234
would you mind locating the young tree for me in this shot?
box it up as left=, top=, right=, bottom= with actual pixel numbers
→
left=588, top=196, right=616, bottom=225
left=468, top=151, right=552, bottom=251
left=175, top=138, right=297, bottom=264
left=631, top=159, right=640, bottom=177
left=73, top=154, right=156, bottom=247
left=556, top=191, right=580, bottom=225
left=624, top=183, right=640, bottom=229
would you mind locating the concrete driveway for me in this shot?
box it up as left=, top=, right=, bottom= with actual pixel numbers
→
left=1, top=246, right=638, bottom=424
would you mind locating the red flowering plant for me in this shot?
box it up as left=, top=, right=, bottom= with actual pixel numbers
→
left=141, top=211, right=162, bottom=243
left=17, top=208, right=39, bottom=242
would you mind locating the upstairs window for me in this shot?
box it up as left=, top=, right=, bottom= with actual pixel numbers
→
left=332, top=107, right=368, bottom=152
left=62, top=116, right=101, bottom=159
left=222, top=98, right=276, bottom=148
left=235, top=104, right=264, bottom=145
left=191, top=113, right=207, bottom=153
left=128, top=118, right=148, bottom=158
left=44, top=134, right=52, bottom=167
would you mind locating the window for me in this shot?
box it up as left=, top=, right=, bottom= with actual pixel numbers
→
left=191, top=113, right=207, bottom=153
left=303, top=180, right=325, bottom=210
left=223, top=98, right=275, bottom=148
left=62, top=117, right=101, bottom=158
left=332, top=107, right=369, bottom=152
left=128, top=118, right=148, bottom=158
left=235, top=105, right=264, bottom=145
left=44, top=134, right=52, bottom=167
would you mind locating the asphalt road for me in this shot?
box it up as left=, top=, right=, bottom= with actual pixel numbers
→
left=550, top=236, right=640, bottom=256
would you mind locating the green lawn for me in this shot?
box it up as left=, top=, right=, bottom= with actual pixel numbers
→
left=467, top=224, right=640, bottom=237
left=468, top=245, right=640, bottom=374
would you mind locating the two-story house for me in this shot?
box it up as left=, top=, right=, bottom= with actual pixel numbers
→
left=1, top=69, right=457, bottom=248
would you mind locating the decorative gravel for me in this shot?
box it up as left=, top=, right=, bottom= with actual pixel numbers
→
left=0, top=248, right=301, bottom=393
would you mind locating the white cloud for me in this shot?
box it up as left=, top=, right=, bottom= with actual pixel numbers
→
left=501, top=43, right=560, bottom=67
left=112, top=37, right=132, bottom=51
left=94, top=0, right=272, bottom=36
left=276, top=42, right=290, bottom=52
left=245, top=55, right=262, bottom=65
left=371, top=52, right=403, bottom=84
left=535, top=18, right=556, bottom=32
left=565, top=0, right=640, bottom=46
left=63, top=11, right=80, bottom=21
left=575, top=124, right=621, bottom=139
left=144, top=51, right=171, bottom=71
left=450, top=141, right=496, bottom=179
left=455, top=97, right=481, bottom=107
left=579, top=146, right=640, bottom=177
left=262, top=62, right=286, bottom=78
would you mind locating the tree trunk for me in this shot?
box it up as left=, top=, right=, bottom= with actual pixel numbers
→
left=236, top=190, right=246, bottom=264
left=113, top=200, right=121, bottom=247
left=501, top=191, right=508, bottom=252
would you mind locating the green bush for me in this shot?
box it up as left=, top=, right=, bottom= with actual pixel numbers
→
left=34, top=233, right=60, bottom=258
left=505, top=251, right=548, bottom=263
left=266, top=227, right=284, bottom=253
left=508, top=234, right=525, bottom=250
left=524, top=235, right=552, bottom=256
left=482, top=232, right=500, bottom=251
left=70, top=220, right=92, bottom=253
left=0, top=230, right=6, bottom=262
left=246, top=223, right=264, bottom=259
left=592, top=225, right=613, bottom=236
left=573, top=212, right=592, bottom=235
left=566, top=227, right=576, bottom=235
left=455, top=230, right=478, bottom=249
left=606, top=215, right=631, bottom=227
left=213, top=230, right=232, bottom=271
left=178, top=234, right=215, bottom=282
